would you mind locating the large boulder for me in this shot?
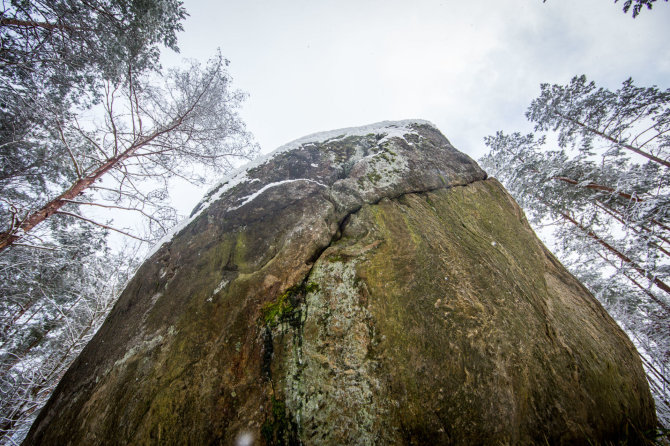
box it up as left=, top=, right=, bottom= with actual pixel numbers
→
left=25, top=121, right=655, bottom=445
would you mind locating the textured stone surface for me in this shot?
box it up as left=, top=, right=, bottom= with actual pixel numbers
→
left=25, top=121, right=655, bottom=445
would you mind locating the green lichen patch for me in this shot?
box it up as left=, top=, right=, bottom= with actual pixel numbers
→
left=280, top=256, right=388, bottom=445
left=326, top=253, right=352, bottom=263
left=261, top=282, right=320, bottom=328
left=366, top=171, right=382, bottom=184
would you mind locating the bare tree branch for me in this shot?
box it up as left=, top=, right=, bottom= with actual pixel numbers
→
left=54, top=210, right=148, bottom=242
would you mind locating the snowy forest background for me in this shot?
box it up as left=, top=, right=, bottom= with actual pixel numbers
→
left=1, top=0, right=669, bottom=443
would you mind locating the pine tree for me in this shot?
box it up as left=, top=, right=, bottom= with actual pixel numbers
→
left=481, top=75, right=670, bottom=427
left=0, top=52, right=256, bottom=252
left=0, top=2, right=258, bottom=442
left=0, top=242, right=138, bottom=443
left=1, top=0, right=189, bottom=239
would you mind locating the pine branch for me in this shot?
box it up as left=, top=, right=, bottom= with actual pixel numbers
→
left=595, top=200, right=670, bottom=234
left=54, top=211, right=148, bottom=242
left=596, top=252, right=670, bottom=314
left=56, top=121, right=82, bottom=179
left=65, top=200, right=170, bottom=234
left=595, top=202, right=670, bottom=254
left=11, top=243, right=59, bottom=251
left=0, top=18, right=74, bottom=32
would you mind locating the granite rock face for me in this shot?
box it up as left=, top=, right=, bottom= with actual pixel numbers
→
left=25, top=121, right=655, bottom=445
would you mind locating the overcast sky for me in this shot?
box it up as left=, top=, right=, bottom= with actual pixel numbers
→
left=153, top=0, right=669, bottom=219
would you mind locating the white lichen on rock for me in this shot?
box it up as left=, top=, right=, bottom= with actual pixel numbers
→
left=283, top=257, right=388, bottom=445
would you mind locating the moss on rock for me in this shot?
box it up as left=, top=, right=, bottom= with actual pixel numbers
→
left=273, top=179, right=656, bottom=445
left=261, top=282, right=320, bottom=328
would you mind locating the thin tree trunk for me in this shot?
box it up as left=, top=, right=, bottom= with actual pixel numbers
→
left=595, top=252, right=670, bottom=314
left=554, top=111, right=670, bottom=168
left=553, top=176, right=645, bottom=202
left=560, top=211, right=670, bottom=296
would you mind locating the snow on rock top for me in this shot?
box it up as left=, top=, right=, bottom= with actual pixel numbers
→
left=201, top=119, right=434, bottom=201
left=201, top=119, right=433, bottom=203
left=228, top=178, right=328, bottom=211
left=270, top=119, right=435, bottom=154
left=146, top=119, right=477, bottom=259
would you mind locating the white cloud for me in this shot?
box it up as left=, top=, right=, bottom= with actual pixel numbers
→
left=160, top=0, right=670, bottom=214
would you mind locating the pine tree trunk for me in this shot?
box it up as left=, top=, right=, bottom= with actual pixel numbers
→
left=560, top=211, right=670, bottom=295
left=553, top=176, right=645, bottom=201
left=596, top=252, right=670, bottom=314
left=0, top=113, right=190, bottom=253
left=555, top=112, right=670, bottom=168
